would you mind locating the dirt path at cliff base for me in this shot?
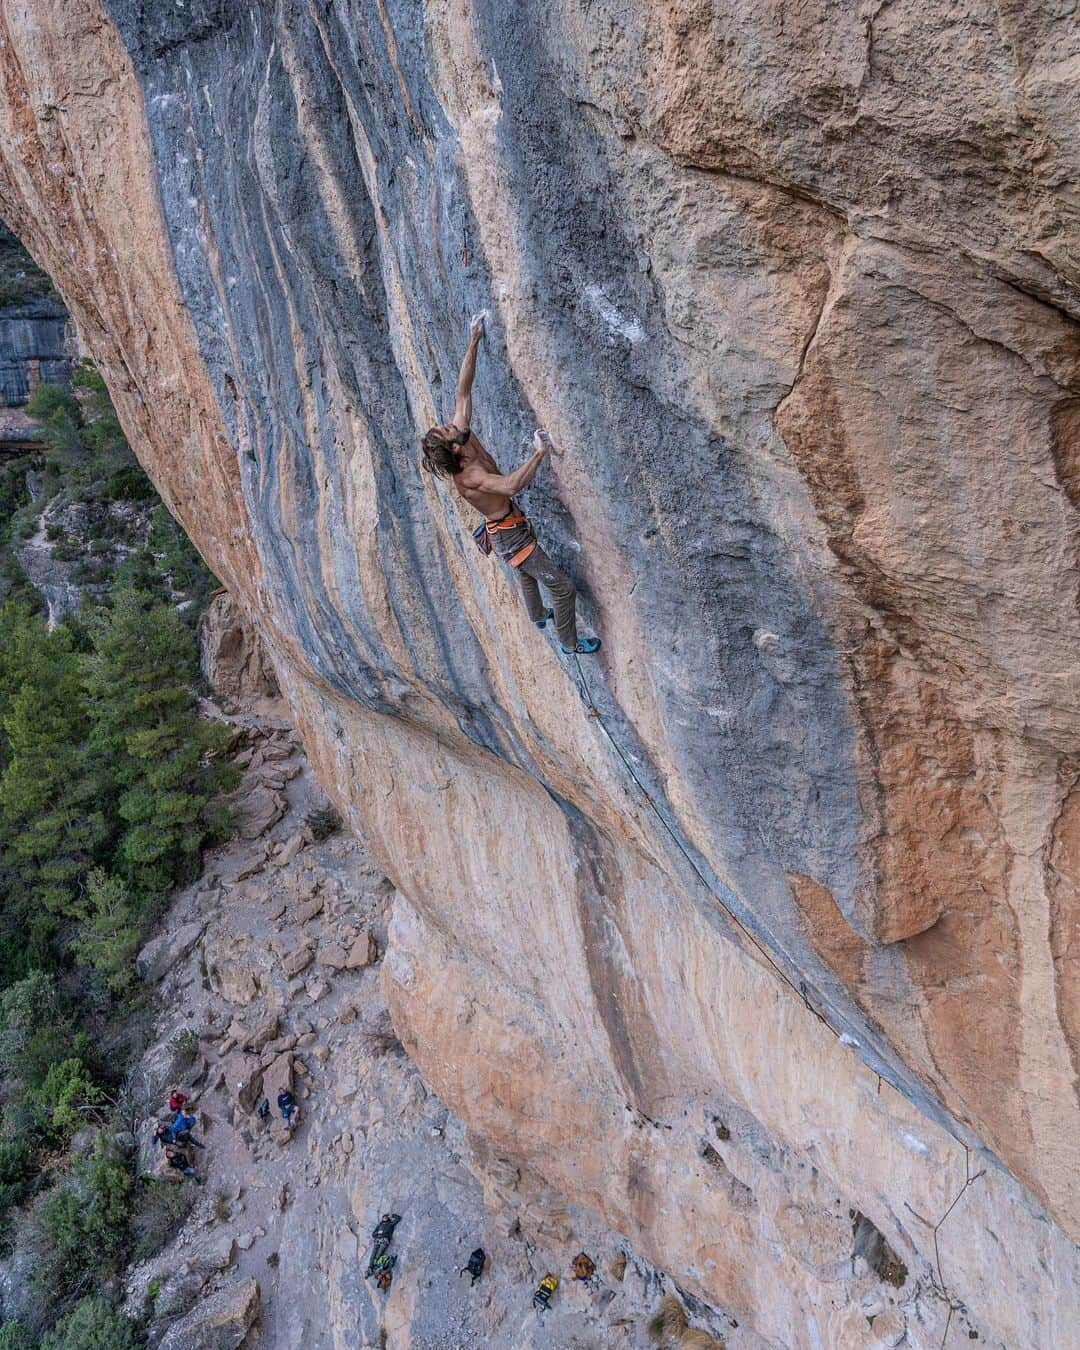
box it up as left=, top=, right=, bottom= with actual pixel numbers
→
left=121, top=716, right=743, bottom=1350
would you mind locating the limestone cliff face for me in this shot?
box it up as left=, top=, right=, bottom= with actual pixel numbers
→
left=0, top=2, right=1077, bottom=1344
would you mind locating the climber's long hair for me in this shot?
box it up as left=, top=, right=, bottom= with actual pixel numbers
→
left=421, top=426, right=463, bottom=478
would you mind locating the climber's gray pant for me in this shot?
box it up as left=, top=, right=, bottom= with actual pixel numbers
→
left=516, top=544, right=578, bottom=648
left=490, top=519, right=578, bottom=648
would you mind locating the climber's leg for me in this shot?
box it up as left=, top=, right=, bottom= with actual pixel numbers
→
left=514, top=565, right=550, bottom=626
left=517, top=546, right=578, bottom=649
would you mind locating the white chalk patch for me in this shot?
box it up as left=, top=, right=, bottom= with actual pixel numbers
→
left=839, top=1033, right=860, bottom=1048
left=704, top=706, right=735, bottom=726
left=498, top=283, right=508, bottom=300
left=490, top=59, right=503, bottom=96
left=754, top=629, right=781, bottom=651
left=901, top=1132, right=930, bottom=1156
left=584, top=284, right=645, bottom=344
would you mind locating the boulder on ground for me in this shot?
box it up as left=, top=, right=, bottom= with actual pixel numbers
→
left=346, top=931, right=379, bottom=969
left=228, top=850, right=270, bottom=884
left=221, top=1052, right=264, bottom=1114
left=187, top=1233, right=236, bottom=1277
left=295, top=872, right=319, bottom=901
left=227, top=1012, right=280, bottom=1054
left=296, top=893, right=324, bottom=924
left=136, top=920, right=207, bottom=983
left=158, top=1275, right=260, bottom=1350
left=232, top=784, right=287, bottom=840
left=275, top=832, right=306, bottom=866
left=281, top=944, right=314, bottom=978
left=262, top=1050, right=293, bottom=1106
left=204, top=932, right=269, bottom=1005
left=69, top=1126, right=98, bottom=1157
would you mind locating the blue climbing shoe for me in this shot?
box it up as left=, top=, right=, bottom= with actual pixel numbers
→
left=562, top=637, right=602, bottom=655
left=534, top=608, right=554, bottom=629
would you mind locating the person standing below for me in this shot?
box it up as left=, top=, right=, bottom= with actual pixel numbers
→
left=277, top=1090, right=299, bottom=1126
left=164, top=1145, right=201, bottom=1184
left=421, top=313, right=601, bottom=656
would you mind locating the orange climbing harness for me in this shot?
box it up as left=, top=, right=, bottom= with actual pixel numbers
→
left=485, top=509, right=537, bottom=567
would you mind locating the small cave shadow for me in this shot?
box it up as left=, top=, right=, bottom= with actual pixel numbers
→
left=851, top=1210, right=908, bottom=1288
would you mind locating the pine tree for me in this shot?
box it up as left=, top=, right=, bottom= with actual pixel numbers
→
left=84, top=587, right=229, bottom=901
left=24, top=382, right=81, bottom=464
left=0, top=601, right=54, bottom=761
left=0, top=618, right=105, bottom=918
left=69, top=870, right=139, bottom=994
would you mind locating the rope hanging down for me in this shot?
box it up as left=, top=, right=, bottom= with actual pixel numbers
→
left=571, top=652, right=985, bottom=1347
left=572, top=653, right=848, bottom=1034
left=905, top=1145, right=987, bottom=1347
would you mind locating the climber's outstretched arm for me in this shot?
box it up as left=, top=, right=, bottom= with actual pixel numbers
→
left=459, top=430, right=558, bottom=498
left=453, top=312, right=487, bottom=430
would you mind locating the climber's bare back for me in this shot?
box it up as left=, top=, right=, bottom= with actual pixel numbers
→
left=451, top=432, right=514, bottom=521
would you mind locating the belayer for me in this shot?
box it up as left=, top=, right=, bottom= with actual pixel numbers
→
left=421, top=312, right=601, bottom=657
left=171, top=1111, right=204, bottom=1149
left=164, top=1145, right=201, bottom=1184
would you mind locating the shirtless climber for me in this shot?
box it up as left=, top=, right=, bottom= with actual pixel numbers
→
left=420, top=313, right=601, bottom=656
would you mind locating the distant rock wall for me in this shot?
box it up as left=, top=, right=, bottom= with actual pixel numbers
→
left=0, top=2, right=1077, bottom=1344
left=0, top=224, right=72, bottom=449
left=0, top=314, right=72, bottom=452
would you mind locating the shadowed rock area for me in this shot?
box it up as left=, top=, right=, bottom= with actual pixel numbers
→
left=0, top=2, right=1077, bottom=1344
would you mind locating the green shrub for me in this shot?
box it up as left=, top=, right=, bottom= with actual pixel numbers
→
left=85, top=588, right=231, bottom=899
left=129, top=1179, right=195, bottom=1263
left=28, top=1058, right=102, bottom=1139
left=26, top=385, right=81, bottom=465
left=0, top=1135, right=38, bottom=1219
left=14, top=1026, right=99, bottom=1096
left=0, top=972, right=61, bottom=1073
left=69, top=871, right=139, bottom=995
left=168, top=1028, right=199, bottom=1069
left=200, top=801, right=235, bottom=847
left=30, top=1136, right=132, bottom=1311
left=104, top=467, right=154, bottom=503
left=41, top=1298, right=140, bottom=1350
left=0, top=618, right=107, bottom=918
left=305, top=805, right=342, bottom=841
left=0, top=1323, right=36, bottom=1350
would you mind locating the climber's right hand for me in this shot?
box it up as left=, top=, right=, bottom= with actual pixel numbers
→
left=534, top=428, right=559, bottom=456
left=470, top=311, right=487, bottom=341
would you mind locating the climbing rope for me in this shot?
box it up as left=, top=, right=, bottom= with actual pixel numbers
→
left=571, top=652, right=985, bottom=1344
left=572, top=653, right=850, bottom=1036
left=905, top=1145, right=986, bottom=1347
